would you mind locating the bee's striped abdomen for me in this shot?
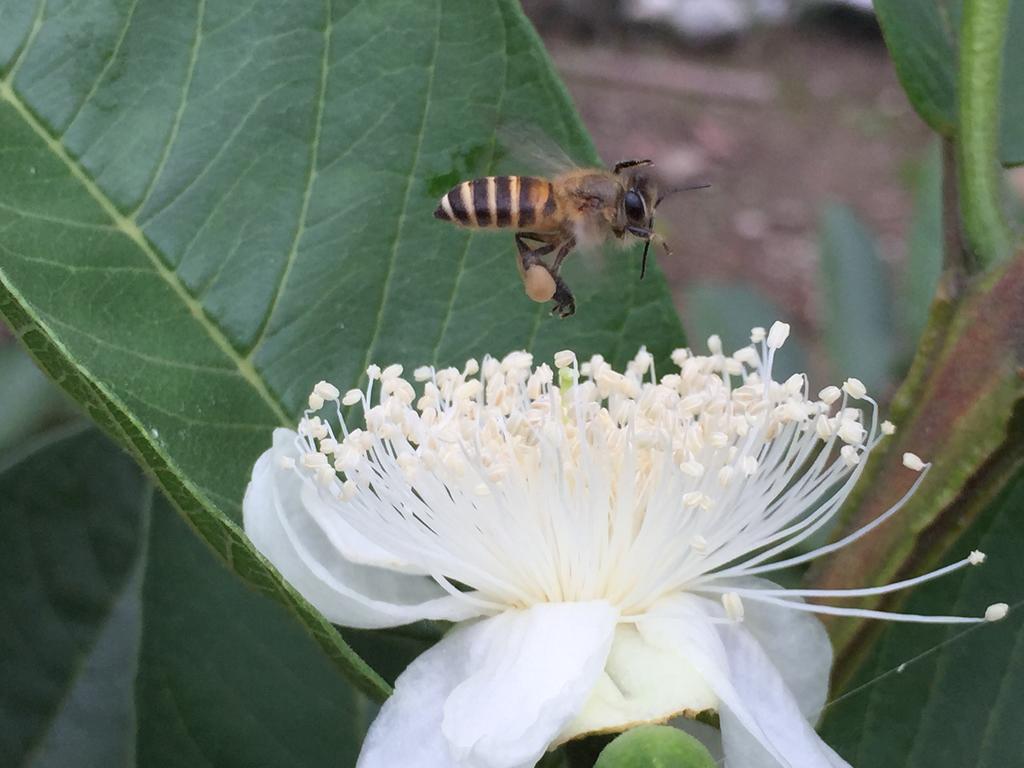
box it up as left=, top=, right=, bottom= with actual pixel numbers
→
left=434, top=176, right=556, bottom=230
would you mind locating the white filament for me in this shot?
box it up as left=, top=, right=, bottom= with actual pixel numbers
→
left=283, top=329, right=1002, bottom=627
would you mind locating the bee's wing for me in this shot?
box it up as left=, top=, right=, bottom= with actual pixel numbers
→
left=494, top=122, right=591, bottom=177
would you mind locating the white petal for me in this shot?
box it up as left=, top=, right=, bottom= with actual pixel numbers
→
left=639, top=594, right=847, bottom=768
left=358, top=602, right=617, bottom=768
left=561, top=623, right=717, bottom=741
left=243, top=429, right=481, bottom=628
left=718, top=623, right=849, bottom=768
left=717, top=577, right=832, bottom=721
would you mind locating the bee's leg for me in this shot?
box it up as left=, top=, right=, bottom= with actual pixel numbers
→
left=550, top=275, right=576, bottom=319
left=613, top=159, right=653, bottom=174
left=549, top=239, right=577, bottom=318
left=514, top=232, right=557, bottom=276
left=549, top=237, right=577, bottom=274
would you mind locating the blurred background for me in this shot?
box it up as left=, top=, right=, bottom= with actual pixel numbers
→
left=3, top=0, right=1023, bottom=451
left=523, top=0, right=1024, bottom=391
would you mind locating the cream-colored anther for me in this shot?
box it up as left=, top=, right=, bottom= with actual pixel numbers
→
left=815, top=415, right=833, bottom=440
left=413, top=366, right=433, bottom=382
left=902, top=452, right=926, bottom=472
left=301, top=452, right=329, bottom=469
left=314, top=381, right=340, bottom=401
left=381, top=364, right=403, bottom=380
left=881, top=420, right=896, bottom=435
left=342, top=388, right=363, bottom=406
left=750, top=326, right=766, bottom=343
left=366, top=364, right=381, bottom=380
left=784, top=373, right=804, bottom=395
left=682, top=491, right=704, bottom=508
left=741, top=456, right=758, bottom=476
left=707, top=335, right=723, bottom=355
left=968, top=550, right=987, bottom=565
left=456, top=379, right=483, bottom=400
left=718, top=466, right=735, bottom=486
left=767, top=321, right=790, bottom=349
left=780, top=402, right=806, bottom=422
left=985, top=603, right=1009, bottom=622
left=837, top=420, right=866, bottom=445
left=723, top=358, right=743, bottom=376
left=308, top=392, right=325, bottom=411
left=316, top=466, right=335, bottom=485
left=840, top=445, right=860, bottom=467
left=339, top=479, right=358, bottom=501
left=843, top=378, right=867, bottom=399
left=554, top=349, right=576, bottom=369
left=679, top=394, right=706, bottom=414
left=680, top=460, right=705, bottom=478
left=334, top=449, right=359, bottom=473
left=723, top=592, right=745, bottom=622
left=632, top=348, right=654, bottom=372
left=818, top=386, right=842, bottom=405
left=733, top=346, right=759, bottom=366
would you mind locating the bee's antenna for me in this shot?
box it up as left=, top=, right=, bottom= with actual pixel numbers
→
left=656, top=183, right=711, bottom=207
left=640, top=240, right=651, bottom=280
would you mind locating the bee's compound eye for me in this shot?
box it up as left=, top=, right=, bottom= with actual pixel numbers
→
left=523, top=265, right=556, bottom=302
left=624, top=190, right=646, bottom=222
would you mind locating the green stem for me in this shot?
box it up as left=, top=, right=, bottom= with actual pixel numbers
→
left=957, top=0, right=1013, bottom=268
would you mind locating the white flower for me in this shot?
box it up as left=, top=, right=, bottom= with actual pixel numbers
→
left=243, top=323, right=1005, bottom=768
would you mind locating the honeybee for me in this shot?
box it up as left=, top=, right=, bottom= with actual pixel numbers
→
left=434, top=145, right=701, bottom=318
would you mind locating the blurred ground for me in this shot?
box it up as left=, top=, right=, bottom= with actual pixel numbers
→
left=523, top=3, right=933, bottom=361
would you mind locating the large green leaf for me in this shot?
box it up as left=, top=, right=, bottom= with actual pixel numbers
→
left=0, top=427, right=374, bottom=768
left=821, top=465, right=1024, bottom=766
left=874, top=0, right=1024, bottom=166
left=0, top=0, right=683, bottom=688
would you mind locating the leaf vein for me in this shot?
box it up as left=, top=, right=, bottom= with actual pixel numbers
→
left=245, top=0, right=334, bottom=356
left=0, top=78, right=292, bottom=427
left=131, top=0, right=205, bottom=217
left=58, top=0, right=140, bottom=137
left=358, top=0, right=443, bottom=376
left=428, top=0, right=510, bottom=365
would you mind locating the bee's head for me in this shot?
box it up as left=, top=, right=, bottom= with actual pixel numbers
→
left=614, top=159, right=658, bottom=228
left=623, top=179, right=658, bottom=229
left=613, top=158, right=709, bottom=279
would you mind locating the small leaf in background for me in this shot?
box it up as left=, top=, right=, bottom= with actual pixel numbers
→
left=0, top=426, right=144, bottom=767
left=0, top=342, right=75, bottom=454
left=1001, top=0, right=1024, bottom=167
left=901, top=142, right=943, bottom=356
left=821, top=467, right=1024, bottom=766
left=0, top=428, right=373, bottom=768
left=874, top=0, right=1024, bottom=166
left=818, top=203, right=895, bottom=395
left=680, top=279, right=809, bottom=380
left=594, top=725, right=717, bottom=768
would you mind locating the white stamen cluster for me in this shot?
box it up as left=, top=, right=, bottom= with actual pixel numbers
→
left=286, top=321, right=1006, bottom=625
